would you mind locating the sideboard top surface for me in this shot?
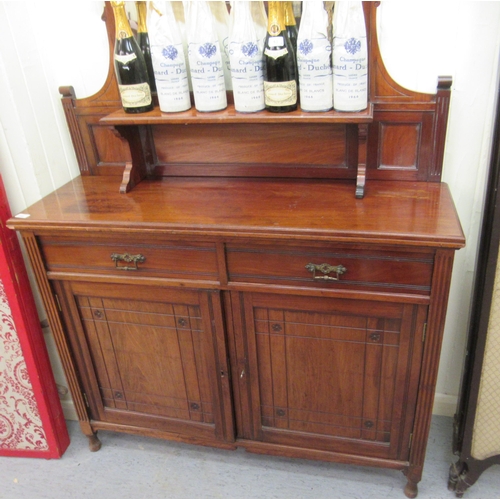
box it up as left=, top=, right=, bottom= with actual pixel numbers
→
left=8, top=176, right=465, bottom=249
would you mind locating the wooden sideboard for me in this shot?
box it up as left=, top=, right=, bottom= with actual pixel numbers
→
left=8, top=2, right=464, bottom=498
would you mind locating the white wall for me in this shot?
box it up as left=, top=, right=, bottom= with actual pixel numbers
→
left=0, top=1, right=109, bottom=214
left=0, top=1, right=499, bottom=419
left=378, top=1, right=500, bottom=415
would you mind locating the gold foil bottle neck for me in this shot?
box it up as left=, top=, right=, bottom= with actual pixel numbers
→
left=267, top=1, right=286, bottom=36
left=136, top=2, right=148, bottom=33
left=111, top=1, right=133, bottom=40
left=284, top=2, right=296, bottom=27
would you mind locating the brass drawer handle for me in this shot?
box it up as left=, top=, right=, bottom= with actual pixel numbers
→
left=305, top=263, right=347, bottom=281
left=110, top=252, right=146, bottom=271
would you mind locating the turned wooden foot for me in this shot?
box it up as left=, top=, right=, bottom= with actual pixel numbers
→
left=88, top=433, right=102, bottom=452
left=404, top=479, right=418, bottom=499
left=403, top=465, right=422, bottom=499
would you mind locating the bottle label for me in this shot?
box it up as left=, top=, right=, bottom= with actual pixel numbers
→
left=264, top=80, right=297, bottom=107
left=269, top=23, right=281, bottom=36
left=188, top=40, right=227, bottom=112
left=264, top=35, right=289, bottom=61
left=118, top=83, right=152, bottom=108
left=229, top=40, right=265, bottom=112
left=332, top=35, right=368, bottom=111
left=264, top=47, right=289, bottom=60
left=151, top=42, right=191, bottom=113
left=115, top=53, right=137, bottom=65
left=116, top=29, right=131, bottom=41
left=297, top=37, right=333, bottom=112
left=268, top=36, right=285, bottom=48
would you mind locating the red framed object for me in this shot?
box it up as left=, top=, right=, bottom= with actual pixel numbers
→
left=0, top=174, right=69, bottom=458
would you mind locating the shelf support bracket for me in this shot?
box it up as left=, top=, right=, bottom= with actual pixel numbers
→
left=356, top=123, right=368, bottom=199
left=111, top=124, right=156, bottom=194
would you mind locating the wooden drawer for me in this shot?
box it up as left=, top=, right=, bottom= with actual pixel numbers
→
left=38, top=234, right=219, bottom=283
left=226, top=244, right=434, bottom=295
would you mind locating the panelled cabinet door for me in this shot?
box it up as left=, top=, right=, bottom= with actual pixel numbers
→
left=237, top=292, right=427, bottom=461
left=54, top=281, right=233, bottom=444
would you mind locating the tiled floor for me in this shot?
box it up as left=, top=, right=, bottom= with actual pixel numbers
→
left=1, top=416, right=498, bottom=499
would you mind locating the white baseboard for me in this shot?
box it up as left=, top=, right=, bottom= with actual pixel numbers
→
left=432, top=393, right=458, bottom=417
left=61, top=399, right=78, bottom=421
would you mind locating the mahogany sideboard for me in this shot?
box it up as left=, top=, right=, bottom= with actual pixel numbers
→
left=7, top=3, right=465, bottom=498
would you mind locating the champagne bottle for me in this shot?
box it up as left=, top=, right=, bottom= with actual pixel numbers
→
left=136, top=1, right=156, bottom=92
left=284, top=2, right=298, bottom=58
left=186, top=1, right=227, bottom=112
left=332, top=1, right=368, bottom=112
left=111, top=1, right=154, bottom=113
left=263, top=1, right=298, bottom=113
left=297, top=0, right=333, bottom=112
left=148, top=1, right=191, bottom=113
left=228, top=1, right=265, bottom=113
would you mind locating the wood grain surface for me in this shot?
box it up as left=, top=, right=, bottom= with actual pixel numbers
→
left=8, top=176, right=465, bottom=249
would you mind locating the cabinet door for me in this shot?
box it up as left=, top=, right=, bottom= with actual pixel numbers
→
left=234, top=292, right=426, bottom=461
left=55, top=281, right=233, bottom=444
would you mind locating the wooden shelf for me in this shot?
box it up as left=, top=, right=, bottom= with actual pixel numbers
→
left=100, top=102, right=372, bottom=197
left=100, top=103, right=374, bottom=126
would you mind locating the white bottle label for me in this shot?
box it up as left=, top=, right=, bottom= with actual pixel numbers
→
left=264, top=47, right=289, bottom=60
left=332, top=36, right=368, bottom=111
left=188, top=40, right=227, bottom=112
left=268, top=36, right=285, bottom=48
left=264, top=80, right=297, bottom=107
left=151, top=42, right=191, bottom=113
left=118, top=83, right=152, bottom=108
left=115, top=53, right=137, bottom=65
left=229, top=40, right=265, bottom=112
left=297, top=37, right=333, bottom=112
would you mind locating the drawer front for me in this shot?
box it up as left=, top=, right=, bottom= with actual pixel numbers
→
left=39, top=235, right=218, bottom=282
left=226, top=245, right=434, bottom=295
